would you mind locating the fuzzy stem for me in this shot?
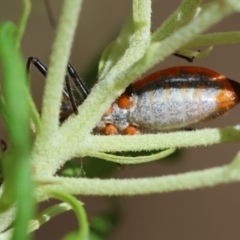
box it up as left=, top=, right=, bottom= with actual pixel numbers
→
left=40, top=0, right=83, bottom=135
left=35, top=152, right=240, bottom=198
left=31, top=0, right=83, bottom=176
left=83, top=125, right=240, bottom=152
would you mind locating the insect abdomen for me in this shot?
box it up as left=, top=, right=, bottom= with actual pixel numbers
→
left=95, top=66, right=240, bottom=135
left=129, top=66, right=240, bottom=130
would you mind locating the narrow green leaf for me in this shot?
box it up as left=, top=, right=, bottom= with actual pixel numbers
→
left=48, top=191, right=89, bottom=240
left=0, top=22, right=34, bottom=240
left=152, top=0, right=202, bottom=42
left=88, top=148, right=176, bottom=164
left=29, top=203, right=72, bottom=232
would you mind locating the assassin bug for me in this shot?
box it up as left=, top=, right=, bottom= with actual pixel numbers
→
left=27, top=57, right=240, bottom=135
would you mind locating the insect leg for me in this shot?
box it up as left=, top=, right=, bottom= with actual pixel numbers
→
left=65, top=75, right=78, bottom=114
left=27, top=56, right=48, bottom=77
left=67, top=63, right=89, bottom=100
left=26, top=57, right=78, bottom=115
left=173, top=53, right=194, bottom=62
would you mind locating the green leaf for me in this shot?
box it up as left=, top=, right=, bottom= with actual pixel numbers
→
left=88, top=148, right=176, bottom=165
left=0, top=21, right=34, bottom=240
left=49, top=191, right=89, bottom=240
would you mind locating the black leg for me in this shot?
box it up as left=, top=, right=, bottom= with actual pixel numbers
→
left=27, top=57, right=80, bottom=115
left=27, top=57, right=70, bottom=101
left=65, top=75, right=79, bottom=114
left=27, top=57, right=48, bottom=77
left=173, top=53, right=194, bottom=63
left=67, top=63, right=89, bottom=100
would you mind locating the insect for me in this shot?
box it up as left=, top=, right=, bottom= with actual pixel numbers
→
left=27, top=57, right=240, bottom=135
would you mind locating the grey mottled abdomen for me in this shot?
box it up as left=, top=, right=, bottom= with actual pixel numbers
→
left=129, top=87, right=220, bottom=130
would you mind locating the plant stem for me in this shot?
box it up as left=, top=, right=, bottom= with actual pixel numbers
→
left=40, top=0, right=83, bottom=136
left=36, top=153, right=240, bottom=198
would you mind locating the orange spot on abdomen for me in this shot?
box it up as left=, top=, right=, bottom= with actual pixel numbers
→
left=105, top=124, right=118, bottom=135
left=123, top=125, right=140, bottom=135
left=117, top=93, right=133, bottom=109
